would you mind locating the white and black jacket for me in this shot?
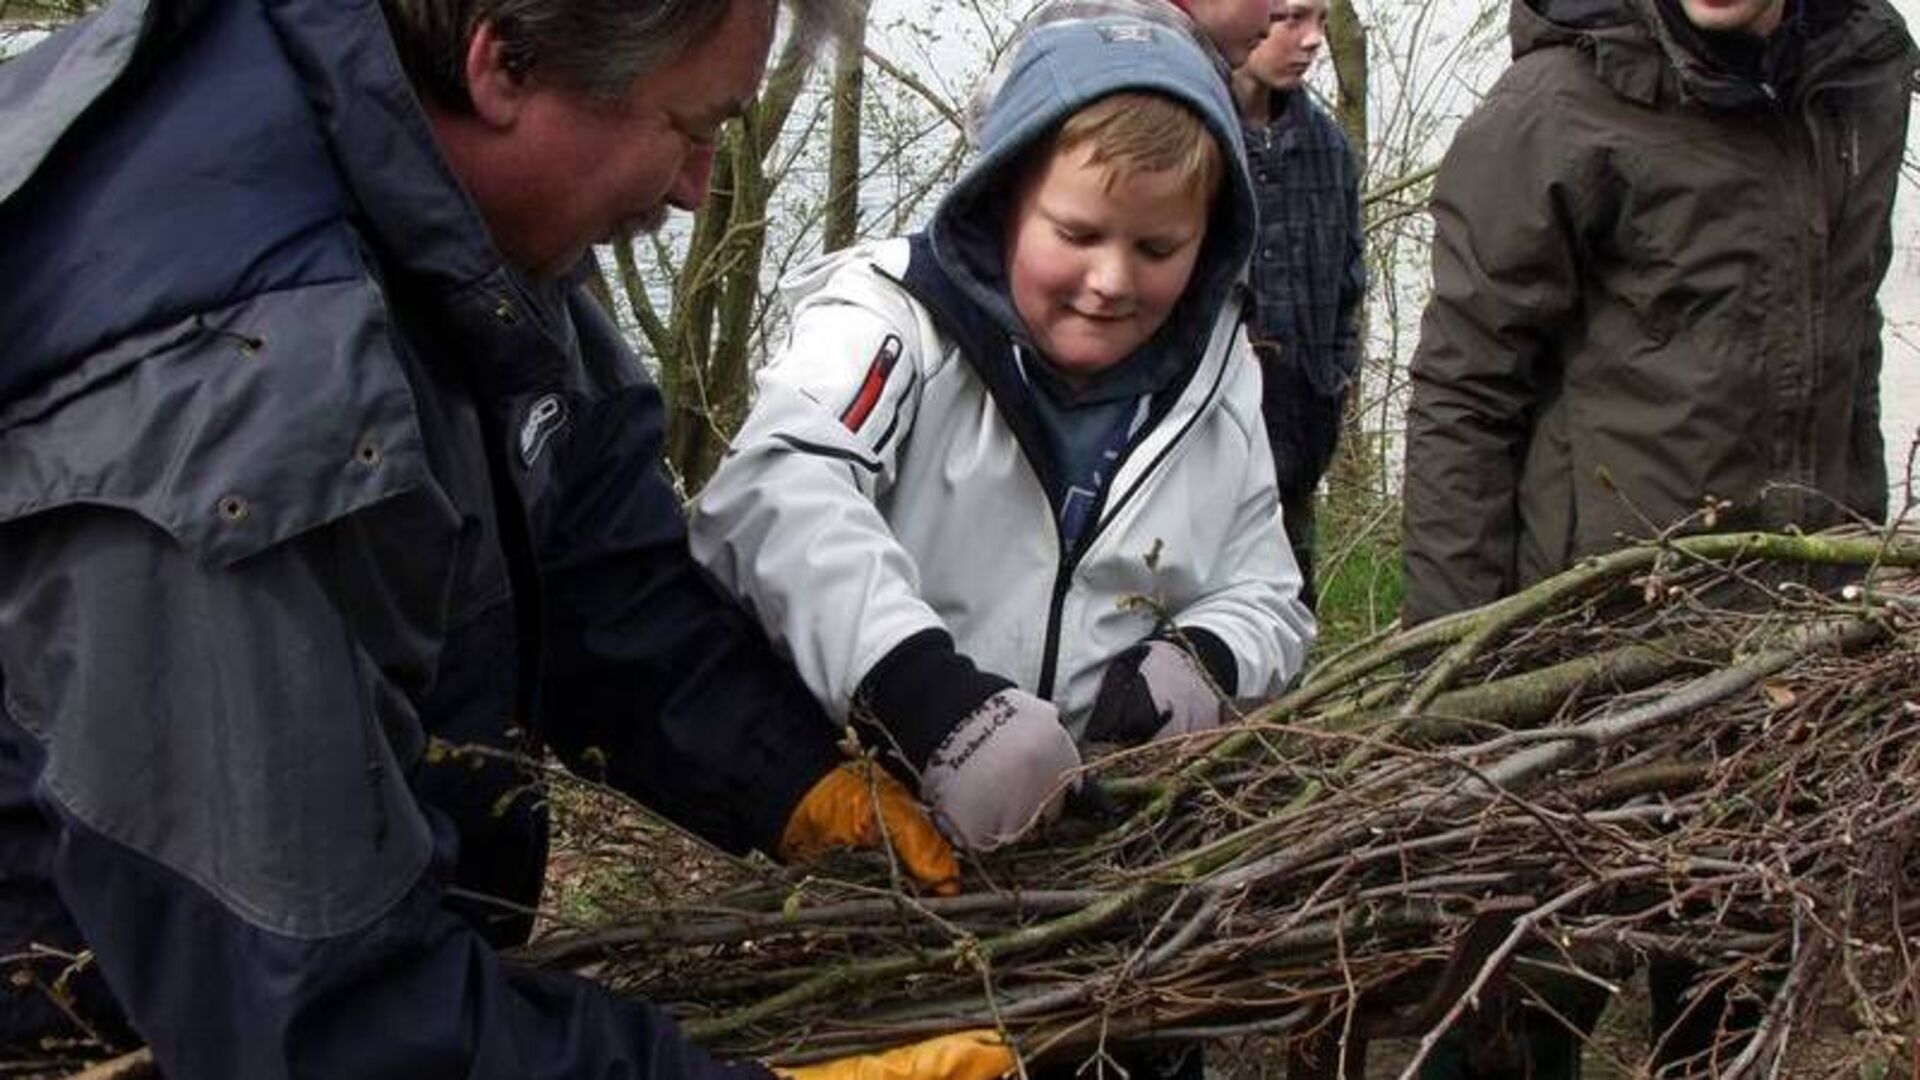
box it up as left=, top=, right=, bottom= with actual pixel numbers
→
left=692, top=237, right=1314, bottom=758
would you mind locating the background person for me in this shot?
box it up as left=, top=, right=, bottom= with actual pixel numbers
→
left=1231, top=0, right=1365, bottom=609
left=1399, top=0, right=1916, bottom=1074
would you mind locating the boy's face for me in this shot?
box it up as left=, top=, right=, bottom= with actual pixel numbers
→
left=1005, top=144, right=1211, bottom=387
left=1241, top=0, right=1326, bottom=93
left=1186, top=0, right=1273, bottom=67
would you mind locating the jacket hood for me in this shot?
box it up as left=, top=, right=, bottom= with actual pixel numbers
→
left=926, top=15, right=1255, bottom=368
left=1511, top=0, right=1917, bottom=107
left=963, top=0, right=1231, bottom=145
left=0, top=0, right=539, bottom=407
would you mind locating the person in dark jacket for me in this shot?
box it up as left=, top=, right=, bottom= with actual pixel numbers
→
left=1231, top=0, right=1365, bottom=608
left=1402, top=0, right=1916, bottom=627
left=1401, top=0, right=1916, bottom=1075
left=0, top=1, right=1007, bottom=1077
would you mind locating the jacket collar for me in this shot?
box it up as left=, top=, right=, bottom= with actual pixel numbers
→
left=1251, top=86, right=1308, bottom=138
left=259, top=0, right=578, bottom=397
left=0, top=0, right=217, bottom=204
left=1511, top=0, right=1917, bottom=109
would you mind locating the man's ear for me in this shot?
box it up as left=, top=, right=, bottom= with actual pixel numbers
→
left=464, top=19, right=530, bottom=129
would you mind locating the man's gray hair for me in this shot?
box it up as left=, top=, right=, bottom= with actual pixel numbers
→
left=381, top=0, right=857, bottom=111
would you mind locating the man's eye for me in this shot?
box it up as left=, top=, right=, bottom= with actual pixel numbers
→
left=677, top=118, right=724, bottom=146
left=1057, top=228, right=1095, bottom=245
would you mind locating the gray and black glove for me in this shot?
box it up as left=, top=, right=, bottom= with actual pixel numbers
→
left=1085, top=630, right=1238, bottom=746
left=921, top=688, right=1079, bottom=849
left=857, top=629, right=1079, bottom=850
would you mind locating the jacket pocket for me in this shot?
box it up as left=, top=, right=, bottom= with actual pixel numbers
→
left=0, top=279, right=430, bottom=567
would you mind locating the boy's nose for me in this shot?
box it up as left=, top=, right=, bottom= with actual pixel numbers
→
left=1086, top=251, right=1133, bottom=301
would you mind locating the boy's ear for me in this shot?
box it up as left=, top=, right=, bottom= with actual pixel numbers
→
left=464, top=19, right=532, bottom=130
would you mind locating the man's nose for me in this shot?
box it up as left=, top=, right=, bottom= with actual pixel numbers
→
left=668, top=143, right=718, bottom=212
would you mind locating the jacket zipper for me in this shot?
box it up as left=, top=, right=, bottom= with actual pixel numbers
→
left=1757, top=23, right=1900, bottom=525
left=1034, top=322, right=1238, bottom=699
left=1785, top=87, right=1836, bottom=525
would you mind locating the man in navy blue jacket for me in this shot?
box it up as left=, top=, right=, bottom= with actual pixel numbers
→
left=0, top=1, right=995, bottom=1076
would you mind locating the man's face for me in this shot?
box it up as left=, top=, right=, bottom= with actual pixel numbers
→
left=1005, top=144, right=1211, bottom=387
left=1676, top=0, right=1786, bottom=36
left=1185, top=0, right=1272, bottom=68
left=1241, top=0, right=1326, bottom=93
left=476, top=0, right=775, bottom=276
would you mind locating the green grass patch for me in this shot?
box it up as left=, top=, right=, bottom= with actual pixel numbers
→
left=1307, top=494, right=1404, bottom=660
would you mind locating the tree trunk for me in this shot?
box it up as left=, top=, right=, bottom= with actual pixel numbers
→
left=822, top=2, right=870, bottom=254
left=1323, top=0, right=1382, bottom=505
left=581, top=255, right=620, bottom=320
left=619, top=29, right=821, bottom=493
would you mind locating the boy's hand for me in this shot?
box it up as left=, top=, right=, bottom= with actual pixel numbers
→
left=780, top=761, right=960, bottom=894
left=1085, top=640, right=1223, bottom=746
left=921, top=689, right=1079, bottom=850
left=772, top=1030, right=1016, bottom=1080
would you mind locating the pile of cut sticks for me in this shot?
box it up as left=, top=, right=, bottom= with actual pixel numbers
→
left=529, top=529, right=1920, bottom=1079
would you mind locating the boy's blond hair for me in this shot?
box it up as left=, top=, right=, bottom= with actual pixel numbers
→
left=1048, top=90, right=1224, bottom=199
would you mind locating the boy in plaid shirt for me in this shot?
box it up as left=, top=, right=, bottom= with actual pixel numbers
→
left=1232, top=0, right=1365, bottom=608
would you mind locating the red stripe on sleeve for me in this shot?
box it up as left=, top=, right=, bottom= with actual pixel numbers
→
left=840, top=335, right=904, bottom=432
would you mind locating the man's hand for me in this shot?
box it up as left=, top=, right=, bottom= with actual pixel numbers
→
left=773, top=1030, right=1016, bottom=1080
left=780, top=761, right=959, bottom=894
left=920, top=689, right=1079, bottom=850
left=1085, top=640, right=1224, bottom=746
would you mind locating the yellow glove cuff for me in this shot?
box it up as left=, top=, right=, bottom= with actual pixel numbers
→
left=773, top=1030, right=1016, bottom=1080
left=779, top=761, right=959, bottom=895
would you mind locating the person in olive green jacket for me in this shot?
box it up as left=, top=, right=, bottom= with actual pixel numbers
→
left=1403, top=0, right=1916, bottom=630
left=1400, top=0, right=1916, bottom=1076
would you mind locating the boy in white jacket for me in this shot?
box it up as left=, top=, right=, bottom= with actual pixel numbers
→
left=692, top=14, right=1314, bottom=853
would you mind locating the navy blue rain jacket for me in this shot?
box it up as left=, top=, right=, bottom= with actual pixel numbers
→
left=0, top=0, right=837, bottom=1074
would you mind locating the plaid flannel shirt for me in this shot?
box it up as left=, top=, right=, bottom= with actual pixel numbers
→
left=1243, top=88, right=1365, bottom=504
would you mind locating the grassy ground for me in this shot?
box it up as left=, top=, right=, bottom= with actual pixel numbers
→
left=538, top=777, right=751, bottom=937
left=1306, top=490, right=1405, bottom=659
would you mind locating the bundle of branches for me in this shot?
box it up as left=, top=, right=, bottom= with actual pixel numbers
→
left=526, top=529, right=1920, bottom=1078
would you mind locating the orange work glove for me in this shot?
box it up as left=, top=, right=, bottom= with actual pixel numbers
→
left=779, top=760, right=960, bottom=895
left=773, top=1030, right=1016, bottom=1080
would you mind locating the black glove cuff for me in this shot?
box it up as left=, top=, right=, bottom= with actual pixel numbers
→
left=1163, top=625, right=1239, bottom=697
left=856, top=628, right=1014, bottom=771
left=1085, top=642, right=1159, bottom=746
